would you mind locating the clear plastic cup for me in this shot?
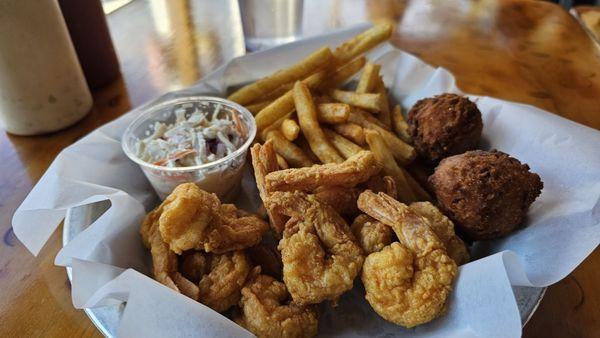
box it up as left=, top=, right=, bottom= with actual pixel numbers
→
left=122, top=96, right=256, bottom=201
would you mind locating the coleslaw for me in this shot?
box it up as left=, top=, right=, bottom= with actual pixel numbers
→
left=134, top=102, right=248, bottom=168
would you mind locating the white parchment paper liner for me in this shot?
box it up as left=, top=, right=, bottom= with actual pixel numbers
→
left=12, top=25, right=600, bottom=337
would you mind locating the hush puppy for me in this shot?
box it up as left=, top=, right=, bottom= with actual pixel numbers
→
left=429, top=150, right=543, bottom=240
left=408, top=93, right=483, bottom=162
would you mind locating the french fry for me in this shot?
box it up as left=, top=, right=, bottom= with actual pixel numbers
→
left=280, top=118, right=300, bottom=141
left=317, top=103, right=350, bottom=124
left=332, top=123, right=366, bottom=146
left=374, top=76, right=392, bottom=127
left=364, top=129, right=416, bottom=203
left=228, top=47, right=333, bottom=105
left=265, top=129, right=314, bottom=168
left=323, top=128, right=364, bottom=159
left=293, top=81, right=344, bottom=164
left=246, top=101, right=271, bottom=115
left=329, top=89, right=384, bottom=112
left=370, top=123, right=415, bottom=164
left=322, top=56, right=366, bottom=88
left=347, top=107, right=389, bottom=130
left=313, top=95, right=334, bottom=104
left=356, top=63, right=381, bottom=93
left=260, top=112, right=292, bottom=141
left=401, top=166, right=432, bottom=201
left=348, top=109, right=415, bottom=164
left=391, top=104, right=411, bottom=142
left=255, top=70, right=327, bottom=132
left=263, top=82, right=294, bottom=101
left=333, top=22, right=393, bottom=64
left=276, top=154, right=289, bottom=169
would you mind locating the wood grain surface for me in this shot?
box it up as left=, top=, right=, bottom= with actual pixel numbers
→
left=0, top=0, right=598, bottom=337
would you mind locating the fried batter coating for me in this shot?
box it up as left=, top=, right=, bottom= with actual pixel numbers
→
left=265, top=151, right=381, bottom=192
left=157, top=184, right=218, bottom=253
left=247, top=237, right=283, bottom=280
left=207, top=203, right=270, bottom=253
left=268, top=191, right=364, bottom=305
left=155, top=183, right=268, bottom=254
left=140, top=204, right=162, bottom=249
left=314, top=175, right=398, bottom=219
left=314, top=185, right=361, bottom=217
left=363, top=175, right=397, bottom=199
left=179, top=251, right=208, bottom=283
left=172, top=271, right=200, bottom=300
left=351, top=214, right=393, bottom=254
left=148, top=220, right=179, bottom=291
left=358, top=191, right=457, bottom=328
left=235, top=270, right=318, bottom=338
left=140, top=207, right=180, bottom=291
left=429, top=150, right=543, bottom=240
left=251, top=141, right=288, bottom=235
left=198, top=250, right=252, bottom=312
left=409, top=202, right=470, bottom=265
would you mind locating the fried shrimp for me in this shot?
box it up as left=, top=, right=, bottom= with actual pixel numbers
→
left=179, top=251, right=208, bottom=283
left=148, top=221, right=179, bottom=291
left=156, top=183, right=268, bottom=254
left=251, top=141, right=288, bottom=235
left=313, top=185, right=361, bottom=217
left=141, top=207, right=179, bottom=291
left=351, top=214, right=393, bottom=254
left=409, top=202, right=470, bottom=265
left=198, top=250, right=252, bottom=312
left=235, top=269, right=319, bottom=338
left=357, top=191, right=457, bottom=328
left=264, top=150, right=381, bottom=192
left=268, top=191, right=364, bottom=305
left=364, top=175, right=397, bottom=199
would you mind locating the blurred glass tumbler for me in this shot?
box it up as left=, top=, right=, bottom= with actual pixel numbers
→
left=238, top=0, right=303, bottom=51
left=0, top=0, right=92, bottom=135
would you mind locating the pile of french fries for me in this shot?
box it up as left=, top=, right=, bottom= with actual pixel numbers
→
left=228, top=23, right=430, bottom=203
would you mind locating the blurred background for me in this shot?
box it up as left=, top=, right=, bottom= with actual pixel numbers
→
left=86, top=0, right=600, bottom=106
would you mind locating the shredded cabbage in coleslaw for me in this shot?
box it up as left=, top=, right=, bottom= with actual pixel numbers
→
left=134, top=104, right=247, bottom=167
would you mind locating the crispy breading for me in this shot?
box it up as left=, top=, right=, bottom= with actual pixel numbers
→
left=251, top=141, right=289, bottom=235
left=155, top=183, right=268, bottom=254
left=268, top=191, right=364, bottom=305
left=409, top=202, right=470, bottom=265
left=172, top=271, right=200, bottom=300
left=314, top=185, right=361, bottom=217
left=179, top=251, right=208, bottom=283
left=235, top=270, right=318, bottom=338
left=351, top=214, right=393, bottom=254
left=358, top=191, right=457, bottom=328
left=265, top=151, right=381, bottom=192
left=198, top=251, right=251, bottom=312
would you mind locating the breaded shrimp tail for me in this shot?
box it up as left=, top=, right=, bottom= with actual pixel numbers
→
left=265, top=150, right=381, bottom=192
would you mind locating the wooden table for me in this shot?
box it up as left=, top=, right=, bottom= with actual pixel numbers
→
left=1, top=0, right=599, bottom=336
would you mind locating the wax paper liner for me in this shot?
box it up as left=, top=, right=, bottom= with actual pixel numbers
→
left=13, top=25, right=600, bottom=337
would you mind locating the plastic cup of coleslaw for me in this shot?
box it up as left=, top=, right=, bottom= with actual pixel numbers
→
left=121, top=96, right=256, bottom=201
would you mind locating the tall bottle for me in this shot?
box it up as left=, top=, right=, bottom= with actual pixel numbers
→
left=0, top=0, right=93, bottom=135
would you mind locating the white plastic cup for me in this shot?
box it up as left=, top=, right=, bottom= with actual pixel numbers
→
left=122, top=96, right=256, bottom=200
